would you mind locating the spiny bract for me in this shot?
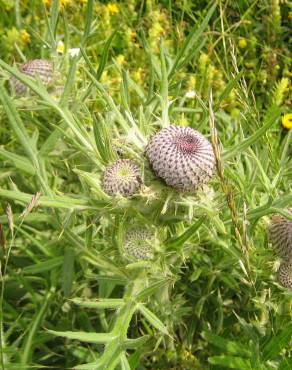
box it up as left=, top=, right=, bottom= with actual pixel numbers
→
left=269, top=209, right=292, bottom=259
left=145, top=125, right=215, bottom=191
left=102, top=159, right=142, bottom=197
left=123, top=227, right=154, bottom=261
left=278, top=260, right=292, bottom=289
left=10, top=59, right=53, bottom=95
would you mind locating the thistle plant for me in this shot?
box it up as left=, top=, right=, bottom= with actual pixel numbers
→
left=0, top=1, right=291, bottom=370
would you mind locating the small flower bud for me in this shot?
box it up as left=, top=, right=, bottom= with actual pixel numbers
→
left=278, top=260, right=292, bottom=289
left=10, top=59, right=53, bottom=95
left=123, top=227, right=154, bottom=261
left=102, top=159, right=142, bottom=197
left=269, top=209, right=292, bottom=259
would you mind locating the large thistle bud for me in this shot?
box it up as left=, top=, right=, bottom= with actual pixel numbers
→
left=102, top=159, right=142, bottom=197
left=10, top=59, right=53, bottom=95
left=123, top=226, right=155, bottom=261
left=269, top=209, right=292, bottom=259
left=278, top=260, right=292, bottom=289
left=145, top=125, right=215, bottom=191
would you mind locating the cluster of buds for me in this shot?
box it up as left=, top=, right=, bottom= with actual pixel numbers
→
left=101, top=126, right=216, bottom=262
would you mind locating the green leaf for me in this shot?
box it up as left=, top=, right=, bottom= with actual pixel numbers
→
left=165, top=217, right=204, bottom=248
left=137, top=304, right=169, bottom=336
left=263, top=323, right=292, bottom=361
left=71, top=298, right=124, bottom=309
left=74, top=169, right=109, bottom=199
left=223, top=105, right=281, bottom=160
left=215, top=71, right=244, bottom=111
left=92, top=114, right=116, bottom=164
left=47, top=329, right=116, bottom=344
left=23, top=257, right=63, bottom=274
left=0, top=147, right=35, bottom=175
left=120, top=352, right=131, bottom=370
left=123, top=336, right=150, bottom=349
left=202, top=331, right=250, bottom=357
left=59, top=57, right=80, bottom=107
left=21, top=290, right=54, bottom=365
left=279, top=357, right=292, bottom=370
left=82, top=0, right=94, bottom=43
left=169, top=2, right=217, bottom=77
left=208, top=355, right=252, bottom=369
left=95, top=30, right=117, bottom=81
left=62, top=248, right=75, bottom=297
left=135, top=279, right=172, bottom=301
left=39, top=121, right=66, bottom=157
left=0, top=84, right=38, bottom=168
left=0, top=188, right=97, bottom=210
left=50, top=0, right=59, bottom=41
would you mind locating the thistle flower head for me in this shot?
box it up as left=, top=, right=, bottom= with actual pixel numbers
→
left=102, top=159, right=142, bottom=197
left=123, top=227, right=154, bottom=261
left=145, top=125, right=215, bottom=191
left=269, top=209, right=292, bottom=259
left=278, top=260, right=292, bottom=289
left=10, top=59, right=53, bottom=95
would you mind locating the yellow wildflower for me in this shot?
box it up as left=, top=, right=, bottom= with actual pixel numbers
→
left=132, top=68, right=143, bottom=83
left=238, top=38, right=247, bottom=49
left=282, top=113, right=292, bottom=129
left=187, top=75, right=197, bottom=90
left=20, top=29, right=31, bottom=44
left=116, top=54, right=125, bottom=65
left=57, top=40, right=65, bottom=54
left=4, top=28, right=20, bottom=51
left=43, top=0, right=71, bottom=7
left=107, top=3, right=119, bottom=15
left=60, top=0, right=71, bottom=6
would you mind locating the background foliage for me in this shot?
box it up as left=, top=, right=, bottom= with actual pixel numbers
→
left=0, top=0, right=291, bottom=369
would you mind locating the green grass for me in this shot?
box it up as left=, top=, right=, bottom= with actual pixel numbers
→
left=0, top=0, right=291, bottom=369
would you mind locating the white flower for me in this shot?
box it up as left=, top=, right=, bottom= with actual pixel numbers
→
left=185, top=90, right=196, bottom=98
left=69, top=48, right=80, bottom=57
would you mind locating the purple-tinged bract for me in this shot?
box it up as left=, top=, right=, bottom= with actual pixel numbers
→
left=10, top=59, right=53, bottom=95
left=145, top=125, right=215, bottom=191
left=278, top=260, right=292, bottom=289
left=269, top=209, right=292, bottom=259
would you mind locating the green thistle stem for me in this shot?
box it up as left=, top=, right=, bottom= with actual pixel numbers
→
left=91, top=277, right=144, bottom=370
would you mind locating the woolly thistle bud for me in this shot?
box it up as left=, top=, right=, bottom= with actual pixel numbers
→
left=145, top=125, right=215, bottom=191
left=278, top=260, right=292, bottom=289
left=123, top=227, right=154, bottom=261
left=10, top=59, right=53, bottom=95
left=102, top=159, right=142, bottom=197
left=269, top=209, right=292, bottom=259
